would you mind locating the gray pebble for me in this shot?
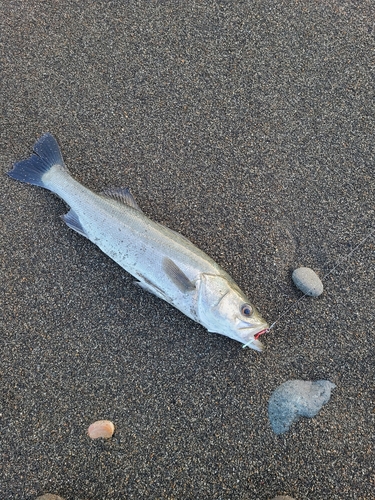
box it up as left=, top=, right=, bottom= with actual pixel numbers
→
left=268, top=379, right=336, bottom=434
left=292, top=267, right=324, bottom=296
left=271, top=497, right=296, bottom=500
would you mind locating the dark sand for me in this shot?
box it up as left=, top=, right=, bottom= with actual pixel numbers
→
left=1, top=2, right=374, bottom=499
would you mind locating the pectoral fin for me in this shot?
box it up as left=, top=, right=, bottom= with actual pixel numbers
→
left=162, top=258, right=196, bottom=293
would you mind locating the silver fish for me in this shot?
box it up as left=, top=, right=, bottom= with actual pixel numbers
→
left=8, top=134, right=269, bottom=350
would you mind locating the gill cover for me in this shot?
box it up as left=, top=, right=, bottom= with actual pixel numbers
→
left=196, top=275, right=232, bottom=330
left=196, top=274, right=268, bottom=349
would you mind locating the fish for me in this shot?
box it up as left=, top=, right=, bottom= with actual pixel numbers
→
left=7, top=133, right=269, bottom=350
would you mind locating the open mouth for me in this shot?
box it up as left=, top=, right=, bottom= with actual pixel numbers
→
left=254, top=327, right=269, bottom=340
left=236, top=320, right=270, bottom=338
left=241, top=325, right=269, bottom=350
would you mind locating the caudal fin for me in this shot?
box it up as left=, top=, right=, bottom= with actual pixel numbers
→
left=7, top=133, right=67, bottom=188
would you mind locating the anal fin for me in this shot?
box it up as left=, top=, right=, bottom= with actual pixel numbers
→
left=62, top=209, right=87, bottom=237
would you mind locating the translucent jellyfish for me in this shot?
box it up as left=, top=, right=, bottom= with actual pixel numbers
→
left=268, top=379, right=336, bottom=434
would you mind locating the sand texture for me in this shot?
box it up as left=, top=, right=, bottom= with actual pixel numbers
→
left=1, top=1, right=374, bottom=499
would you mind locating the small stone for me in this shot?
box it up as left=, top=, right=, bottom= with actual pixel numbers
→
left=87, top=420, right=115, bottom=439
left=36, top=495, right=65, bottom=500
left=292, top=267, right=323, bottom=296
left=272, top=497, right=296, bottom=500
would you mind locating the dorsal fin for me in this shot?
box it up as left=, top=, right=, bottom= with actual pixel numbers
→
left=101, top=187, right=142, bottom=211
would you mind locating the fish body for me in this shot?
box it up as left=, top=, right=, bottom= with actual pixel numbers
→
left=8, top=134, right=269, bottom=350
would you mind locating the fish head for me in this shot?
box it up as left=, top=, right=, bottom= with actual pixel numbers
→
left=196, top=274, right=269, bottom=351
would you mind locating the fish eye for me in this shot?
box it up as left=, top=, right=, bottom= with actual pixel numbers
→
left=241, top=304, right=252, bottom=317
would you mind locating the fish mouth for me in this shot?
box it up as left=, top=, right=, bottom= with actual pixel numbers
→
left=235, top=321, right=269, bottom=350
left=254, top=327, right=269, bottom=340
left=236, top=319, right=269, bottom=337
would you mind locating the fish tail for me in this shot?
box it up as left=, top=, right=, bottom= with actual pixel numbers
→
left=7, top=133, right=68, bottom=189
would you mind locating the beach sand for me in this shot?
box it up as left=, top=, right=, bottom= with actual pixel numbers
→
left=1, top=2, right=374, bottom=499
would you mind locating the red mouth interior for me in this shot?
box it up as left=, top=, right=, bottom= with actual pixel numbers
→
left=254, top=328, right=269, bottom=340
